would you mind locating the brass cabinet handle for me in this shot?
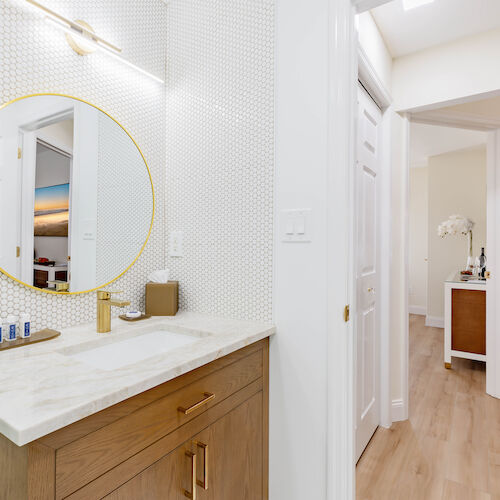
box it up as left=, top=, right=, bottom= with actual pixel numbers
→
left=195, top=441, right=209, bottom=490
left=184, top=451, right=197, bottom=499
left=178, top=393, right=215, bottom=415
left=367, top=287, right=375, bottom=293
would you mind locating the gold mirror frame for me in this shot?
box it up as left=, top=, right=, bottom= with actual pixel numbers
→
left=0, top=93, right=155, bottom=295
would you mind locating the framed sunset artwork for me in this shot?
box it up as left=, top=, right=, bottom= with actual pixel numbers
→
left=34, top=183, right=70, bottom=237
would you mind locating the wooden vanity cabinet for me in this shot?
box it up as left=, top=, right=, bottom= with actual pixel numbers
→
left=0, top=338, right=269, bottom=500
left=105, top=393, right=263, bottom=500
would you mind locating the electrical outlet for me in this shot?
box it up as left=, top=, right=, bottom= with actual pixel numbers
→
left=169, top=231, right=184, bottom=257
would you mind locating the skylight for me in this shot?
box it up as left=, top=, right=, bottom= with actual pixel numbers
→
left=402, top=0, right=434, bottom=11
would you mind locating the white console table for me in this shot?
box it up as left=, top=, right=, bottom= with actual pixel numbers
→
left=444, top=273, right=486, bottom=369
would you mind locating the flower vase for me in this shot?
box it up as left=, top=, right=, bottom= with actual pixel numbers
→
left=466, top=230, right=474, bottom=270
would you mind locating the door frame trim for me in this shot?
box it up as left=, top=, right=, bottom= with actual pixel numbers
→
left=487, top=131, right=500, bottom=398
left=403, top=105, right=499, bottom=400
left=326, top=2, right=395, bottom=498
left=326, top=1, right=356, bottom=499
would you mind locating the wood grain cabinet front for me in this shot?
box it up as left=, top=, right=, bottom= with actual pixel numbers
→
left=104, top=392, right=263, bottom=500
left=0, top=338, right=269, bottom=500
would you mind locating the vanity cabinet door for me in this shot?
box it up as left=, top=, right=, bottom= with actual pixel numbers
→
left=103, top=439, right=196, bottom=500
left=197, top=391, right=263, bottom=500
left=103, top=392, right=263, bottom=500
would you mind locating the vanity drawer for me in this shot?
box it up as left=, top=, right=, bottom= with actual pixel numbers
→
left=55, top=349, right=263, bottom=499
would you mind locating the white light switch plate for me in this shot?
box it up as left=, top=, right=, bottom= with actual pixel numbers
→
left=280, top=209, right=312, bottom=242
left=82, top=219, right=96, bottom=241
left=169, top=231, right=184, bottom=257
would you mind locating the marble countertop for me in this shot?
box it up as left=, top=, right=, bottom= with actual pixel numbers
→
left=0, top=312, right=275, bottom=446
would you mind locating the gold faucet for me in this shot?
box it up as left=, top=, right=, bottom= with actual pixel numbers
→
left=97, top=290, right=130, bottom=333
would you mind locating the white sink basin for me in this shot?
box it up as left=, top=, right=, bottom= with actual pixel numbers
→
left=67, top=329, right=201, bottom=371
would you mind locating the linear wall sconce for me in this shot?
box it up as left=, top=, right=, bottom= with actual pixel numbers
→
left=26, top=0, right=165, bottom=84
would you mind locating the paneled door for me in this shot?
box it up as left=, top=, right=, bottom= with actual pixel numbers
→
left=355, top=84, right=382, bottom=462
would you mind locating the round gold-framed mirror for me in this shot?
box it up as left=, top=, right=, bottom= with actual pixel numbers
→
left=0, top=93, right=154, bottom=294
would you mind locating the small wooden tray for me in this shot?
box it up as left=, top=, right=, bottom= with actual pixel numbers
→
left=0, top=328, right=61, bottom=351
left=119, top=313, right=151, bottom=322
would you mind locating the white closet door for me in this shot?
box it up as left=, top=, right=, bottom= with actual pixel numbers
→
left=355, top=84, right=382, bottom=462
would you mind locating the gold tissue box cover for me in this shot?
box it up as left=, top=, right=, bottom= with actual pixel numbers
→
left=145, top=281, right=179, bottom=316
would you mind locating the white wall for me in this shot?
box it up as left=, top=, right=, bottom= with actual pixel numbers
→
left=272, top=0, right=333, bottom=497
left=357, top=11, right=392, bottom=92
left=410, top=123, right=486, bottom=168
left=427, top=146, right=487, bottom=320
left=34, top=237, right=67, bottom=264
left=409, top=167, right=428, bottom=314
left=38, top=119, right=74, bottom=150
left=393, top=28, right=500, bottom=112
left=35, top=145, right=70, bottom=188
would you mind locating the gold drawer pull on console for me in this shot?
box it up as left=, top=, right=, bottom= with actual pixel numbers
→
left=184, top=451, right=197, bottom=499
left=178, top=392, right=215, bottom=415
left=195, top=441, right=209, bottom=490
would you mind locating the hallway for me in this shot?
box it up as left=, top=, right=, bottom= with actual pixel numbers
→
left=356, top=314, right=500, bottom=499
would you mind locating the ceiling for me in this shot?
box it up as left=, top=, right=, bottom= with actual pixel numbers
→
left=410, top=94, right=500, bottom=130
left=371, top=0, right=500, bottom=58
left=410, top=122, right=486, bottom=168
left=437, top=95, right=500, bottom=120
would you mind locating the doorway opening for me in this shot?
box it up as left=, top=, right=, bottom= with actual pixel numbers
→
left=21, top=116, right=74, bottom=291
left=32, top=132, right=73, bottom=290
left=353, top=1, right=500, bottom=498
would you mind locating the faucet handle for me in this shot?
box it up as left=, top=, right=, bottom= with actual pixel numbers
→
left=97, top=290, right=124, bottom=300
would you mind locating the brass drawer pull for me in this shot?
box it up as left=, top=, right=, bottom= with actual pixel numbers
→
left=195, top=441, right=209, bottom=490
left=184, top=451, right=197, bottom=499
left=178, top=392, right=215, bottom=415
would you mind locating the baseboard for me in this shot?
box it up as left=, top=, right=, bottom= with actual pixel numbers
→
left=391, top=398, right=406, bottom=422
left=409, top=305, right=426, bottom=316
left=425, top=315, right=444, bottom=328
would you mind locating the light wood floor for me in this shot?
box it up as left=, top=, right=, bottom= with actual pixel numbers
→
left=356, top=314, right=500, bottom=500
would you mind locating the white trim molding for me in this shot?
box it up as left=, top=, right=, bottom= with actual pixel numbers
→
left=410, top=109, right=500, bottom=132
left=326, top=1, right=356, bottom=499
left=391, top=398, right=406, bottom=422
left=357, top=44, right=392, bottom=111
left=487, top=130, right=500, bottom=398
left=425, top=315, right=444, bottom=328
left=409, top=305, right=426, bottom=316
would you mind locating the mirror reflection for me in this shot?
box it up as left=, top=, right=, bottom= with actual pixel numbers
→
left=0, top=95, right=154, bottom=293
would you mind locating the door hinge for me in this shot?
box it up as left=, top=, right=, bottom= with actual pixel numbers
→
left=17, top=148, right=22, bottom=159
left=16, top=246, right=20, bottom=258
left=344, top=305, right=350, bottom=322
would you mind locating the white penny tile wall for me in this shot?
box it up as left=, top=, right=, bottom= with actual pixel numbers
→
left=0, top=0, right=274, bottom=330
left=165, top=0, right=275, bottom=322
left=0, top=0, right=167, bottom=331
